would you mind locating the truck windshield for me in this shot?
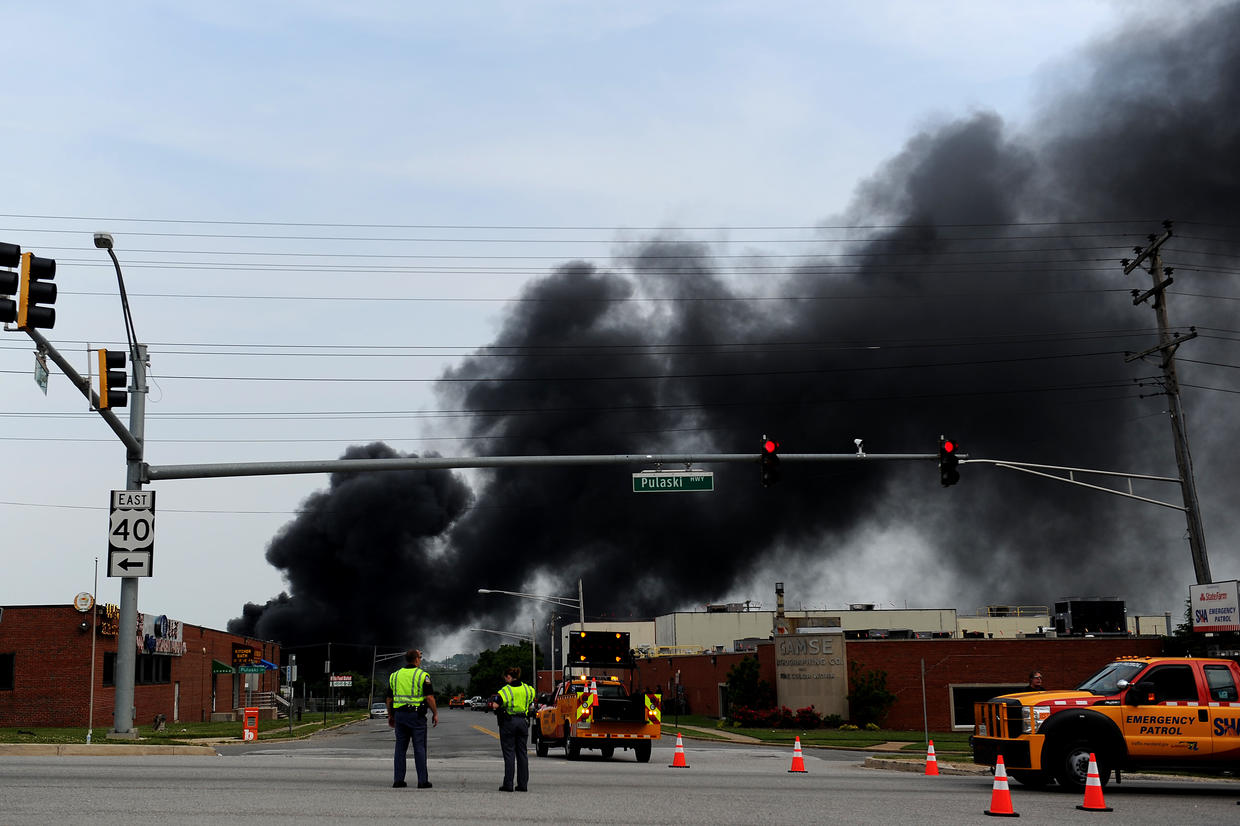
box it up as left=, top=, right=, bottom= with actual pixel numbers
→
left=1077, top=661, right=1146, bottom=695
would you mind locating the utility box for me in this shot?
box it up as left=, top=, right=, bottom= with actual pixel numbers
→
left=242, top=707, right=260, bottom=741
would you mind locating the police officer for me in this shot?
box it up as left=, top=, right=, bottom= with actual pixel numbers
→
left=489, top=666, right=536, bottom=792
left=386, top=648, right=438, bottom=789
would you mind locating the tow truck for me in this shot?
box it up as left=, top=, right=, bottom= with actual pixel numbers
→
left=532, top=630, right=661, bottom=762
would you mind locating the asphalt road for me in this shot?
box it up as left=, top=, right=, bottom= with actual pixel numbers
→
left=2, top=711, right=1238, bottom=824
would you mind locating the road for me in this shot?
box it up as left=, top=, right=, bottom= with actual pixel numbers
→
left=2, top=710, right=1238, bottom=824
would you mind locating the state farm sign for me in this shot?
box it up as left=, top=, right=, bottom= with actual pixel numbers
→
left=1190, top=580, right=1240, bottom=632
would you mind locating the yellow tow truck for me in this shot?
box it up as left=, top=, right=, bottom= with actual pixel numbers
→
left=532, top=631, right=661, bottom=762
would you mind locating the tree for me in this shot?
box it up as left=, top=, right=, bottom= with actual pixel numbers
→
left=846, top=662, right=896, bottom=727
left=467, top=642, right=537, bottom=697
left=725, top=655, right=776, bottom=711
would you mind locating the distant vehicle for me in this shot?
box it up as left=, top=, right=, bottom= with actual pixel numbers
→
left=369, top=702, right=388, bottom=719
left=448, top=695, right=466, bottom=709
left=467, top=696, right=486, bottom=710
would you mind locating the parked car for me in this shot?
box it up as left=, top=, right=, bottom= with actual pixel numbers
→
left=467, top=696, right=486, bottom=710
left=369, top=702, right=388, bottom=719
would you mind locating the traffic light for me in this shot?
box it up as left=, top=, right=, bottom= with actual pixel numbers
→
left=761, top=435, right=782, bottom=487
left=939, top=436, right=960, bottom=487
left=98, top=348, right=128, bottom=409
left=17, top=251, right=56, bottom=329
left=0, top=242, right=19, bottom=324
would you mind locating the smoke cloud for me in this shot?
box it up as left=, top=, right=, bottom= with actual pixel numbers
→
left=232, top=4, right=1240, bottom=652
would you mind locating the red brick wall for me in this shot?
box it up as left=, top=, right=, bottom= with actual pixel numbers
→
left=826, top=638, right=1163, bottom=730
left=634, top=647, right=775, bottom=718
left=0, top=604, right=281, bottom=729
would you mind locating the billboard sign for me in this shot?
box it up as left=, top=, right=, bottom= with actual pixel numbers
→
left=1190, top=580, right=1240, bottom=632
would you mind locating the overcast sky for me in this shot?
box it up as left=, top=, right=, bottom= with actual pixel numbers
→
left=1, top=1, right=1231, bottom=655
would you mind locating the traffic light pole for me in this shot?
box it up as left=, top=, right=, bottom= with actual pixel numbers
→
left=110, top=342, right=147, bottom=738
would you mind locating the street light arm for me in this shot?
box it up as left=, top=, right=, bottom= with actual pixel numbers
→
left=477, top=588, right=580, bottom=611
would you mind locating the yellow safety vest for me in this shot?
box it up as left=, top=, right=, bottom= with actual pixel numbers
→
left=389, top=667, right=429, bottom=709
left=499, top=682, right=535, bottom=715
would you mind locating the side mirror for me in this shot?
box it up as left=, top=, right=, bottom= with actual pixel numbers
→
left=1127, top=681, right=1156, bottom=706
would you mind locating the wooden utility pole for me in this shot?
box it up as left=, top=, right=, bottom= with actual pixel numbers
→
left=1123, top=221, right=1211, bottom=584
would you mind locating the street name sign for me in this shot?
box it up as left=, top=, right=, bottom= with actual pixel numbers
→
left=632, top=470, right=714, bottom=493
left=107, top=489, right=155, bottom=578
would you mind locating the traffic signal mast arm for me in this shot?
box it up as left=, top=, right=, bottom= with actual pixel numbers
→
left=21, top=327, right=141, bottom=458
left=144, top=450, right=947, bottom=482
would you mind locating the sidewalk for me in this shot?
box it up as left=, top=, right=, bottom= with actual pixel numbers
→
left=0, top=743, right=215, bottom=756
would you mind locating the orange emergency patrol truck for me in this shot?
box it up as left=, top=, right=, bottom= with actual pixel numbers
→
left=533, top=631, right=661, bottom=762
left=971, top=656, right=1240, bottom=790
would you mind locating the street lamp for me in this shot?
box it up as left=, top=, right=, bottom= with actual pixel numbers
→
left=470, top=621, right=537, bottom=692
left=477, top=580, right=584, bottom=677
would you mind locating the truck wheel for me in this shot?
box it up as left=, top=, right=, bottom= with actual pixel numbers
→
left=600, top=745, right=615, bottom=760
left=1053, top=740, right=1108, bottom=792
left=1008, top=769, right=1051, bottom=789
left=634, top=740, right=651, bottom=763
left=566, top=733, right=581, bottom=760
left=536, top=738, right=549, bottom=757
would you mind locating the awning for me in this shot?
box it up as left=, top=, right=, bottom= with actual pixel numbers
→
left=260, top=659, right=279, bottom=670
left=211, top=659, right=236, bottom=674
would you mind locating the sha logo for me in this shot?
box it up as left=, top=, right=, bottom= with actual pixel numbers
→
left=1195, top=609, right=1209, bottom=624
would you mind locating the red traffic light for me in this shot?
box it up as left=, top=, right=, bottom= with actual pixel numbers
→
left=763, top=438, right=779, bottom=454
left=943, top=440, right=956, bottom=453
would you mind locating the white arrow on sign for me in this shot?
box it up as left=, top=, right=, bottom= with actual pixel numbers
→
left=108, top=550, right=153, bottom=578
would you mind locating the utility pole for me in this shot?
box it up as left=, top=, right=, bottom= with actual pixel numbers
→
left=1122, top=221, right=1211, bottom=584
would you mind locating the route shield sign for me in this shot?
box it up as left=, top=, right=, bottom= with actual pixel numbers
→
left=108, top=489, right=155, bottom=578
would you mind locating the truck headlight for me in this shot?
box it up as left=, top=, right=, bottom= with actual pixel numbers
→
left=1022, top=705, right=1051, bottom=734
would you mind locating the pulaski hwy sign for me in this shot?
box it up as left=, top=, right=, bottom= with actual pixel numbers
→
left=632, top=471, right=714, bottom=493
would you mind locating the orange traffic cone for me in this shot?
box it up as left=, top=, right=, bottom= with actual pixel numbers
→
left=984, top=755, right=1019, bottom=817
left=1075, top=753, right=1113, bottom=812
left=668, top=732, right=689, bottom=768
left=788, top=736, right=808, bottom=773
left=924, top=740, right=940, bottom=775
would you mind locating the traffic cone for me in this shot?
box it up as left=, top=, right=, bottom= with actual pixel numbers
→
left=1075, top=753, right=1113, bottom=812
left=924, top=740, right=940, bottom=776
left=788, top=736, right=808, bottom=773
left=983, top=755, right=1019, bottom=817
left=668, top=732, right=689, bottom=768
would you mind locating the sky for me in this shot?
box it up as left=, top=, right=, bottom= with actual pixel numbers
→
left=2, top=1, right=1237, bottom=661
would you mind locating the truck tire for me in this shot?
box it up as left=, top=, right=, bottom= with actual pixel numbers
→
left=566, top=731, right=581, bottom=760
left=536, top=738, right=549, bottom=757
left=1052, top=739, right=1109, bottom=792
left=600, top=744, right=615, bottom=760
left=634, top=740, right=652, bottom=763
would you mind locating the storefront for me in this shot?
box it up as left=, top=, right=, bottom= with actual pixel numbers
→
left=0, top=602, right=281, bottom=728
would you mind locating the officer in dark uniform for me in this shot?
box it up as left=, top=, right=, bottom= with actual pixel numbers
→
left=489, top=666, right=536, bottom=792
left=386, top=648, right=438, bottom=789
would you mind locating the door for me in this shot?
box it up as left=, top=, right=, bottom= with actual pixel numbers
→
left=1122, top=663, right=1213, bottom=758
left=1203, top=663, right=1240, bottom=760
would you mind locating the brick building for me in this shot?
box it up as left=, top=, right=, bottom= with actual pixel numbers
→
left=632, top=636, right=1165, bottom=730
left=0, top=602, right=281, bottom=728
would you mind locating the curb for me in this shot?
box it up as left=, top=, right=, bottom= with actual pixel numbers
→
left=0, top=743, right=216, bottom=757
left=864, top=756, right=988, bottom=776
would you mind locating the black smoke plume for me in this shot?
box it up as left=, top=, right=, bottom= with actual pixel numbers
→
left=233, top=5, right=1240, bottom=653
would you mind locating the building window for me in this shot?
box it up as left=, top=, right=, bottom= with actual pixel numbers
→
left=136, top=654, right=170, bottom=685
left=0, top=653, right=14, bottom=691
left=103, top=653, right=116, bottom=687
